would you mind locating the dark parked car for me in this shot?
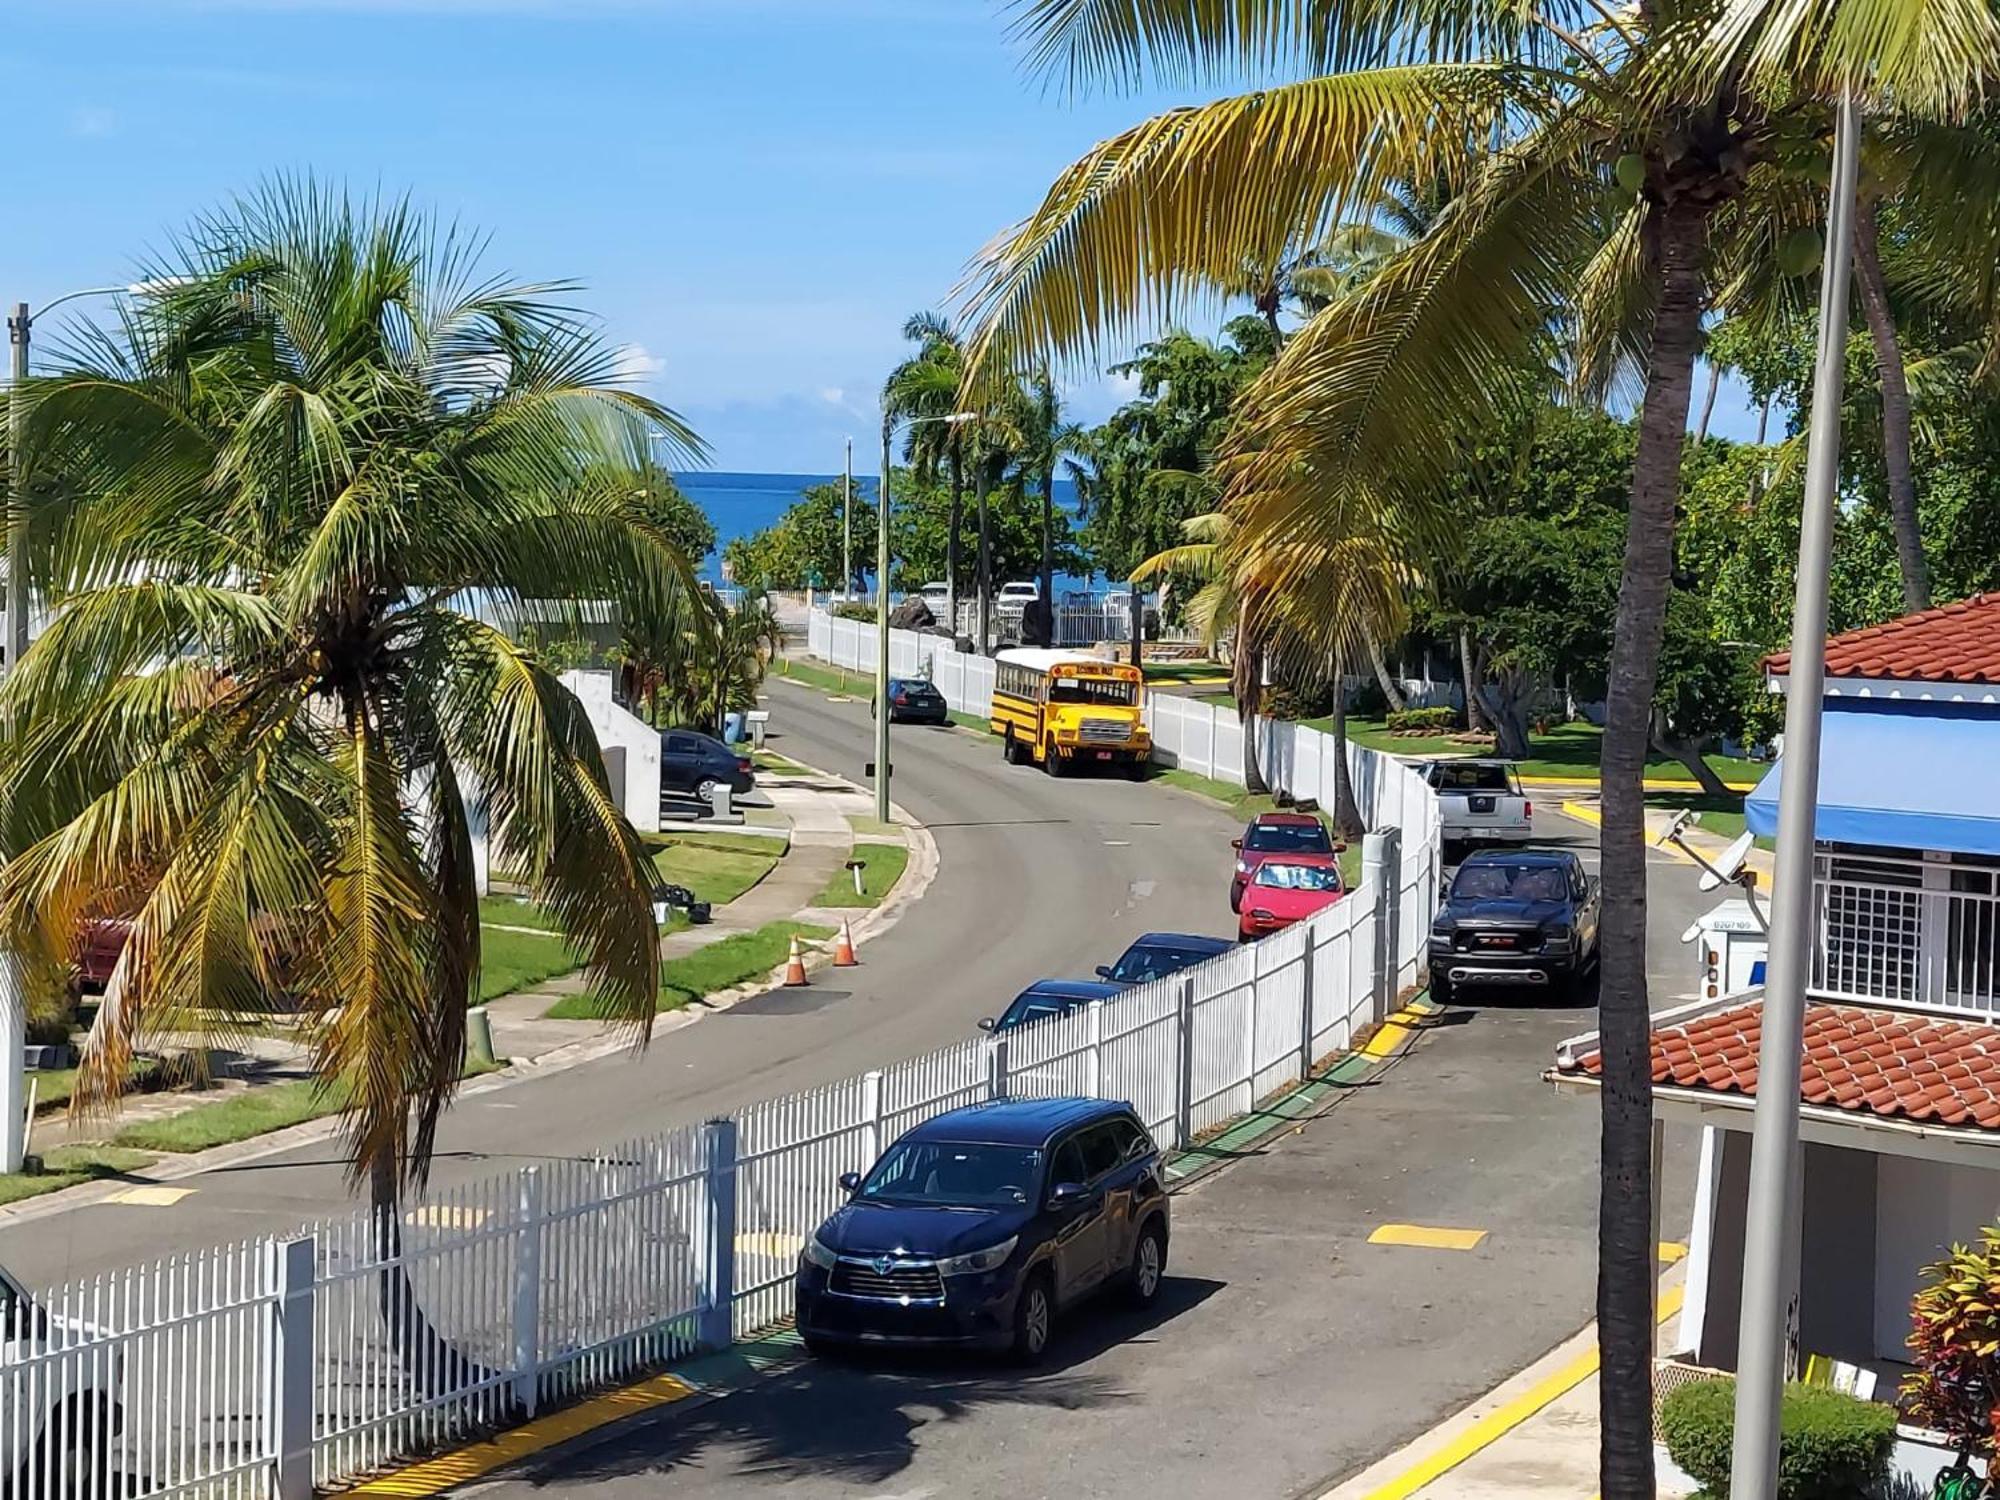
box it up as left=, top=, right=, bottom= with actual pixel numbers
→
left=795, top=1097, right=1170, bottom=1360
left=1230, top=812, right=1338, bottom=911
left=1427, top=848, right=1600, bottom=1001
left=978, top=979, right=1124, bottom=1034
left=659, top=728, right=754, bottom=803
left=871, top=676, right=951, bottom=725
left=1096, top=932, right=1233, bottom=987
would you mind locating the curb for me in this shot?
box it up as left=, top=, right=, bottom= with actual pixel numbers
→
left=0, top=757, right=940, bottom=1232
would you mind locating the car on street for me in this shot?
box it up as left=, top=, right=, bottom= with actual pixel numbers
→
left=1427, top=847, right=1600, bottom=1001
left=1237, top=858, right=1345, bottom=943
left=1229, top=812, right=1338, bottom=911
left=920, top=581, right=951, bottom=610
left=795, top=1097, right=1170, bottom=1361
left=659, top=727, right=754, bottom=804
left=979, top=979, right=1124, bottom=1034
left=1421, top=759, right=1533, bottom=847
left=870, top=676, right=951, bottom=725
left=1096, top=932, right=1233, bottom=987
left=2, top=1260, right=122, bottom=1489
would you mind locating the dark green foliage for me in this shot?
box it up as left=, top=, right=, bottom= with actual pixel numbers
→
left=1659, top=1377, right=1896, bottom=1500
left=722, top=482, right=878, bottom=592
left=1387, top=706, right=1461, bottom=732
left=889, top=473, right=1085, bottom=588
left=829, top=602, right=875, bottom=623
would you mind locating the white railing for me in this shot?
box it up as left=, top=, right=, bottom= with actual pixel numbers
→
left=1811, top=865, right=2000, bottom=1020
left=6, top=627, right=1440, bottom=1499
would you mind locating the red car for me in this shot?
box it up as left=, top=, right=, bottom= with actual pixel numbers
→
left=1237, top=857, right=1346, bottom=942
left=1230, top=812, right=1338, bottom=911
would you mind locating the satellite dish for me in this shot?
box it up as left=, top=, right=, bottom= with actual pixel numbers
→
left=1658, top=808, right=1697, bottom=845
left=1698, top=831, right=1757, bottom=892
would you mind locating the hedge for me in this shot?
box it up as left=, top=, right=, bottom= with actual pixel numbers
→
left=1659, top=1377, right=1897, bottom=1500
left=1386, top=706, right=1461, bottom=733
left=830, top=602, right=875, bottom=623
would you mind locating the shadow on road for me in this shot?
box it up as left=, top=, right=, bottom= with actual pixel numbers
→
left=508, top=1275, right=1224, bottom=1492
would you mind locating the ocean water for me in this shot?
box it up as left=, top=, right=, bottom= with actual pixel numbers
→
left=675, top=470, right=1099, bottom=593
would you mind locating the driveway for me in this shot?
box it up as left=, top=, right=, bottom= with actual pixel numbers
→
left=466, top=809, right=1716, bottom=1500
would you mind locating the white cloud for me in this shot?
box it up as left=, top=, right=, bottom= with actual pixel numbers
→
left=612, top=343, right=666, bottom=385
left=818, top=387, right=844, bottom=405
left=69, top=106, right=117, bottom=139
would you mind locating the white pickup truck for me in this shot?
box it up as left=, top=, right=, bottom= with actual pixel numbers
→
left=2, top=1261, right=122, bottom=1490
left=1422, top=759, right=1534, bottom=846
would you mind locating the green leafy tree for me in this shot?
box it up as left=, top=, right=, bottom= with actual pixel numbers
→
left=890, top=472, right=1084, bottom=590
left=634, top=463, right=718, bottom=563
left=721, top=483, right=877, bottom=592
left=0, top=181, right=704, bottom=1222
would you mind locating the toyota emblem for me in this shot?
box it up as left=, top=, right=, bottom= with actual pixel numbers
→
left=872, top=1255, right=894, bottom=1276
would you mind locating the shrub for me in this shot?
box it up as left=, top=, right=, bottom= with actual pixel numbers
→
left=25, top=1014, right=75, bottom=1049
left=1263, top=683, right=1338, bottom=721
left=1349, top=679, right=1390, bottom=719
left=1905, top=1227, right=2000, bottom=1456
left=830, top=601, right=875, bottom=624
left=1387, top=706, right=1461, bottom=734
left=1660, top=1376, right=1897, bottom=1500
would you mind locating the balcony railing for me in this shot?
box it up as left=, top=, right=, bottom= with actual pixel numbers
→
left=1811, top=857, right=2000, bottom=1021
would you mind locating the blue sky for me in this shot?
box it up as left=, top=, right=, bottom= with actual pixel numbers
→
left=4, top=0, right=1761, bottom=473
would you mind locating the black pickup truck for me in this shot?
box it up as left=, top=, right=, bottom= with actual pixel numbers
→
left=1427, top=847, right=1600, bottom=1001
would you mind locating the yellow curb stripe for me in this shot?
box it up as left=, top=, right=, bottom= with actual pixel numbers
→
left=1523, top=775, right=1759, bottom=793
left=1559, top=800, right=1602, bottom=827
left=347, top=1372, right=698, bottom=1496
left=1362, top=1021, right=1412, bottom=1059
left=1659, top=1240, right=1689, bottom=1264
left=1359, top=1285, right=1685, bottom=1500
left=1369, top=1224, right=1488, bottom=1251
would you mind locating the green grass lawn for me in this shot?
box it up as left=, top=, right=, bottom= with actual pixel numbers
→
left=815, top=842, right=910, bottom=907
left=1640, top=789, right=1776, bottom=849
left=26, top=1058, right=164, bottom=1115
left=1143, top=660, right=1229, bottom=685
left=0, top=1146, right=155, bottom=1206
left=948, top=709, right=991, bottom=734
left=646, top=835, right=783, bottom=908
left=845, top=813, right=900, bottom=837
left=546, top=921, right=836, bottom=1020
left=1304, top=714, right=1765, bottom=787
left=480, top=925, right=585, bottom=1000
left=773, top=656, right=868, bottom=695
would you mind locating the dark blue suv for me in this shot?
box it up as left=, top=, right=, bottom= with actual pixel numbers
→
left=795, top=1098, right=1171, bottom=1361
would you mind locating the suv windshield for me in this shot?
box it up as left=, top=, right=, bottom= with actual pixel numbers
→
left=1433, top=763, right=1516, bottom=792
left=1254, top=862, right=1342, bottom=892
left=997, top=992, right=1087, bottom=1030
left=1451, top=862, right=1569, bottom=901
left=858, top=1141, right=1042, bottom=1207
left=1110, top=944, right=1213, bottom=983
left=1244, top=822, right=1331, bottom=854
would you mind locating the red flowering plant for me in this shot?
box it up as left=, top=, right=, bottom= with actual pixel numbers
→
left=1905, top=1228, right=2000, bottom=1464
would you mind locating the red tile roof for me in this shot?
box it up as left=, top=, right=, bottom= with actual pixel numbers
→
left=1766, top=593, right=2000, bottom=685
left=1561, top=1000, right=2000, bottom=1130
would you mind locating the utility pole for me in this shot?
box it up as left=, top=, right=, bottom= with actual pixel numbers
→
left=842, top=437, right=852, bottom=598
left=875, top=420, right=893, bottom=825
left=1, top=304, right=28, bottom=1174
left=1727, top=97, right=1862, bottom=1500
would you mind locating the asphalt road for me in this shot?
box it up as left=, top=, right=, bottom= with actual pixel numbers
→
left=468, top=804, right=1716, bottom=1500
left=0, top=678, right=1245, bottom=1286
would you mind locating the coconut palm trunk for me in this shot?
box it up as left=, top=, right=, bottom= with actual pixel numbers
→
left=1366, top=629, right=1407, bottom=713
left=1597, top=194, right=1712, bottom=1500
left=1233, top=598, right=1270, bottom=795
left=947, top=436, right=965, bottom=636
left=975, top=460, right=993, bottom=653
left=1853, top=196, right=1930, bottom=612
left=1041, top=455, right=1056, bottom=634
left=1329, top=656, right=1366, bottom=839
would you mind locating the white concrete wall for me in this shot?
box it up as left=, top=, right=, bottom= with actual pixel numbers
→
left=1874, top=1156, right=2000, bottom=1361
left=561, top=669, right=662, bottom=834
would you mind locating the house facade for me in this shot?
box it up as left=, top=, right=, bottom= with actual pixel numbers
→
left=1553, top=593, right=2000, bottom=1471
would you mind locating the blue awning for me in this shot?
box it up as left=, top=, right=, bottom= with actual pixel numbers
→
left=1745, top=701, right=2000, bottom=856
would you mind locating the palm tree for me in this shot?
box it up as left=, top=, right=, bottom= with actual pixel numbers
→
left=960, top=7, right=1998, bottom=1492
left=0, top=181, right=704, bottom=1225
left=883, top=313, right=968, bottom=629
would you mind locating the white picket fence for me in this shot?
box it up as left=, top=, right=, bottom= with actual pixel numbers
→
left=3, top=623, right=1440, bottom=1500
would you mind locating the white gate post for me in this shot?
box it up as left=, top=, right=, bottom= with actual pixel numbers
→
left=698, top=1118, right=738, bottom=1353
left=1243, top=949, right=1261, bottom=1111
left=511, top=1167, right=544, bottom=1415
left=267, top=1236, right=316, bottom=1500
left=1085, top=1002, right=1103, bottom=1098
left=1174, top=977, right=1196, bottom=1148
left=985, top=1036, right=1011, bottom=1101
left=1363, top=830, right=1400, bottom=1020
left=860, top=1069, right=884, bottom=1165
left=1299, top=927, right=1317, bottom=1079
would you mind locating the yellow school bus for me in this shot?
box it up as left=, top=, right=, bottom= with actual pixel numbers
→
left=989, top=649, right=1150, bottom=776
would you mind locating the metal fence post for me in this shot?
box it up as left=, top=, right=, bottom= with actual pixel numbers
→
left=860, top=1069, right=884, bottom=1165
left=986, top=1036, right=1011, bottom=1100
left=267, top=1236, right=315, bottom=1500
left=698, top=1118, right=739, bottom=1352
left=1299, top=927, right=1317, bottom=1079
left=1085, top=1001, right=1103, bottom=1098
left=1363, top=830, right=1399, bottom=1019
left=511, top=1167, right=544, bottom=1416
left=1174, top=977, right=1196, bottom=1149
left=1243, top=948, right=1261, bottom=1111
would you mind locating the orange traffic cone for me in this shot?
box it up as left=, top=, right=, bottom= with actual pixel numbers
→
left=833, top=918, right=858, bottom=968
left=783, top=934, right=809, bottom=987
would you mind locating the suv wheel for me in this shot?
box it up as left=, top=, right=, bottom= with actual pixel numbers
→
left=695, top=776, right=721, bottom=801
left=1011, top=1272, right=1055, bottom=1363
left=1428, top=966, right=1453, bottom=1004
left=1127, top=1221, right=1167, bottom=1307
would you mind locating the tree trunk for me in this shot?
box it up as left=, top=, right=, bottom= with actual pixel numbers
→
left=1041, top=457, right=1056, bottom=629
left=1755, top=397, right=1770, bottom=446
left=1366, top=628, right=1407, bottom=713
left=1129, top=582, right=1143, bottom=669
left=1598, top=193, right=1711, bottom=1500
left=947, top=439, right=965, bottom=639
left=975, top=461, right=992, bottom=655
left=1695, top=361, right=1721, bottom=441
left=1480, top=675, right=1533, bottom=761
left=1234, top=598, right=1270, bottom=796
left=370, top=1153, right=495, bottom=1402
left=1329, top=664, right=1366, bottom=839
left=1853, top=195, right=1930, bottom=613
left=1459, top=628, right=1489, bottom=731
left=1649, top=713, right=1730, bottom=796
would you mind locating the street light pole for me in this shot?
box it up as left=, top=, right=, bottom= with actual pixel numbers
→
left=1727, top=96, right=1862, bottom=1500
left=843, top=437, right=853, bottom=598
left=7, top=303, right=28, bottom=674
left=875, top=418, right=894, bottom=825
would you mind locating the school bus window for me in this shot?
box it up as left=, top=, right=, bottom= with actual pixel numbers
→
left=1049, top=676, right=1136, bottom=706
